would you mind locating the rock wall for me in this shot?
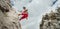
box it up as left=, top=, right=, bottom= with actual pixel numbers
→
left=40, top=7, right=60, bottom=29
left=0, top=0, right=20, bottom=29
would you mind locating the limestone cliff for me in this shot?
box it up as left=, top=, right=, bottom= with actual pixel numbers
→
left=40, top=7, right=60, bottom=29
left=0, top=0, right=20, bottom=29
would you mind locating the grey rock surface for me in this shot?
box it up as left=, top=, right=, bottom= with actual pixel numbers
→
left=0, top=0, right=21, bottom=29
left=40, top=7, right=60, bottom=29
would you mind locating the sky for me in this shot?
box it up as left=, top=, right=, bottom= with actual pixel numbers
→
left=10, top=0, right=60, bottom=29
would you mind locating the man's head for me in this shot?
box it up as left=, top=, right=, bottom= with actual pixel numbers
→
left=23, top=7, right=26, bottom=9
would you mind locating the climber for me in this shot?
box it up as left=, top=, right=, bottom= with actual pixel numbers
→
left=18, top=7, right=28, bottom=21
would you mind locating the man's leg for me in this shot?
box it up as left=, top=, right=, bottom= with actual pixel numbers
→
left=19, top=16, right=25, bottom=21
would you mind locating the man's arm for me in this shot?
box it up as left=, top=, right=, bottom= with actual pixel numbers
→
left=18, top=14, right=21, bottom=16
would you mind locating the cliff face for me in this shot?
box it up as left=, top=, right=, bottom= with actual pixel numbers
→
left=40, top=7, right=60, bottom=29
left=0, top=0, right=20, bottom=29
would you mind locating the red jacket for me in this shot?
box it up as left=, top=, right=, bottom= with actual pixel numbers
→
left=20, top=10, right=28, bottom=20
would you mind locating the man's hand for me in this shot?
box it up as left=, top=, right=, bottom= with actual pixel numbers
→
left=26, top=17, right=28, bottom=20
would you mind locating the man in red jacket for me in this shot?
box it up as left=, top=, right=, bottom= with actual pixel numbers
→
left=18, top=7, right=28, bottom=21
